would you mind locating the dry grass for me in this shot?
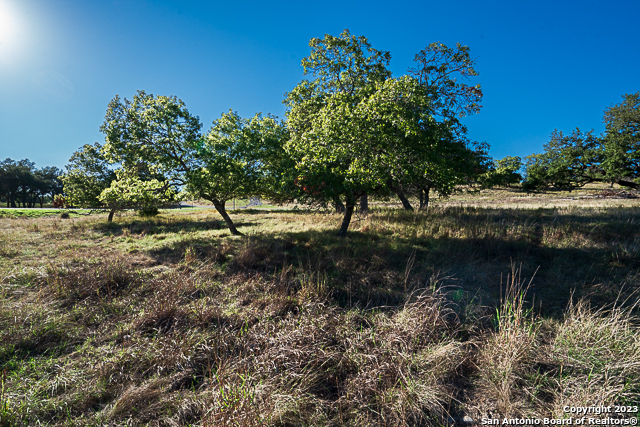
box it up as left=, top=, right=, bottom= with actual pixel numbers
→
left=547, top=298, right=640, bottom=416
left=199, top=289, right=461, bottom=426
left=0, top=190, right=639, bottom=425
left=471, top=268, right=640, bottom=421
left=472, top=266, right=541, bottom=418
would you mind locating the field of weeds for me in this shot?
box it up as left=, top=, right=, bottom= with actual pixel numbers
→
left=1, top=192, right=639, bottom=426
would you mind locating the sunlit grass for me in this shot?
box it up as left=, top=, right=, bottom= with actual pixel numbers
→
left=0, top=208, right=81, bottom=219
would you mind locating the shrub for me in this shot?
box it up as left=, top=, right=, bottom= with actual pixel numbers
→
left=138, top=206, right=160, bottom=217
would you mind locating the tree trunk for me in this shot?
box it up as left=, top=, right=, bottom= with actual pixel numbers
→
left=10, top=196, right=16, bottom=208
left=394, top=187, right=413, bottom=211
left=212, top=199, right=243, bottom=236
left=337, top=196, right=356, bottom=237
left=333, top=196, right=345, bottom=213
left=419, top=186, right=431, bottom=210
left=107, top=208, right=116, bottom=222
left=359, top=194, right=369, bottom=214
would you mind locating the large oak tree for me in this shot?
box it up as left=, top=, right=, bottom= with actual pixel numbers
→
left=284, top=30, right=393, bottom=236
left=285, top=30, right=487, bottom=235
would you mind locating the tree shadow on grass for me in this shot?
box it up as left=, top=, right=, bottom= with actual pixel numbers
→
left=93, top=218, right=257, bottom=237
left=114, top=206, right=639, bottom=319
left=144, top=231, right=636, bottom=320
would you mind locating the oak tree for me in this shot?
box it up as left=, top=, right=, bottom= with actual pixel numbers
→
left=60, top=143, right=118, bottom=219
left=99, top=167, right=181, bottom=219
left=101, top=91, right=286, bottom=234
left=602, top=92, right=640, bottom=189
left=187, top=110, right=287, bottom=234
left=285, top=30, right=393, bottom=235
left=0, top=158, right=35, bottom=208
left=285, top=31, right=487, bottom=234
left=522, top=129, right=603, bottom=192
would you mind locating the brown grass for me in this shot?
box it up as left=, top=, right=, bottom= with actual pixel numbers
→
left=473, top=266, right=540, bottom=417
left=1, top=191, right=639, bottom=425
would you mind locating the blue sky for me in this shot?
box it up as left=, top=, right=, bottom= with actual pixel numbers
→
left=0, top=0, right=638, bottom=170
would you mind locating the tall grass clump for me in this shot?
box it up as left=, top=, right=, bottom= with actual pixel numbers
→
left=0, top=369, right=18, bottom=427
left=0, top=235, right=18, bottom=259
left=198, top=287, right=463, bottom=427
left=46, top=258, right=146, bottom=303
left=474, top=266, right=540, bottom=417
left=548, top=298, right=640, bottom=414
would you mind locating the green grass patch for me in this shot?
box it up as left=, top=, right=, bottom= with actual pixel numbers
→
left=0, top=208, right=81, bottom=218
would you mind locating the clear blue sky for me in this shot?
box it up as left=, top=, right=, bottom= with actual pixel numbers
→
left=0, top=0, right=638, bottom=170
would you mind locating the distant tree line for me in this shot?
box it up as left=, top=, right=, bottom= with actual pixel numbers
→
left=0, top=158, right=63, bottom=208
left=451, top=92, right=639, bottom=193
left=521, top=92, right=640, bottom=192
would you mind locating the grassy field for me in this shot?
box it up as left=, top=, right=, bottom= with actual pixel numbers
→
left=0, top=199, right=280, bottom=219
left=0, top=209, right=83, bottom=219
left=1, top=187, right=639, bottom=426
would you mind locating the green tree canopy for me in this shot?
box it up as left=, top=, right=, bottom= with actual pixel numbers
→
left=0, top=160, right=64, bottom=208
left=33, top=166, right=64, bottom=208
left=480, top=156, right=523, bottom=188
left=60, top=143, right=118, bottom=218
left=285, top=30, right=395, bottom=235
left=186, top=110, right=287, bottom=233
left=409, top=41, right=483, bottom=135
left=62, top=142, right=181, bottom=221
left=101, top=91, right=203, bottom=178
left=101, top=90, right=287, bottom=234
left=522, top=93, right=640, bottom=192
left=523, top=129, right=603, bottom=192
left=359, top=76, right=487, bottom=210
left=602, top=92, right=640, bottom=189
left=0, top=158, right=35, bottom=208
left=285, top=30, right=487, bottom=234
left=99, top=167, right=181, bottom=220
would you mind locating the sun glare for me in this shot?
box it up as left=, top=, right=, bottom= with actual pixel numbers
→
left=0, top=3, right=15, bottom=38
left=0, top=1, right=23, bottom=59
